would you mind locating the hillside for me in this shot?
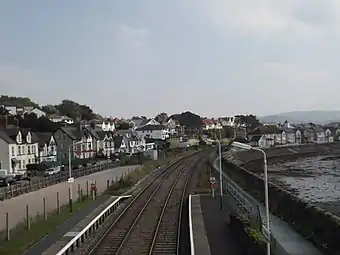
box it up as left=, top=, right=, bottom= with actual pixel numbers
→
left=0, top=95, right=103, bottom=121
left=259, top=111, right=340, bottom=124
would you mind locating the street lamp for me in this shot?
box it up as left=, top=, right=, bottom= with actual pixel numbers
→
left=231, top=141, right=270, bottom=255
left=68, top=140, right=83, bottom=212
left=217, top=140, right=223, bottom=211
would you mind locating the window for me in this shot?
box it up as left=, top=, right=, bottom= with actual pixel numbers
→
left=18, top=146, right=21, bottom=155
left=18, top=160, right=21, bottom=170
left=11, top=146, right=15, bottom=156
left=28, top=145, right=31, bottom=154
left=28, top=159, right=31, bottom=164
left=23, top=160, right=25, bottom=169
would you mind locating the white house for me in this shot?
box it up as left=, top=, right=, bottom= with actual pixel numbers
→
left=219, top=116, right=237, bottom=127
left=26, top=108, right=46, bottom=118
left=35, top=132, right=57, bottom=162
left=96, top=131, right=115, bottom=157
left=93, top=121, right=115, bottom=132
left=201, top=118, right=222, bottom=130
left=0, top=128, right=39, bottom=173
left=248, top=125, right=282, bottom=148
left=49, top=114, right=74, bottom=125
left=135, top=124, right=168, bottom=140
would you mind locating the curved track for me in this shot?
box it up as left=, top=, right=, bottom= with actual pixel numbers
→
left=87, top=152, right=203, bottom=255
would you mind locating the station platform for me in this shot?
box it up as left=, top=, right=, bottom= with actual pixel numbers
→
left=190, top=163, right=325, bottom=255
left=190, top=194, right=243, bottom=255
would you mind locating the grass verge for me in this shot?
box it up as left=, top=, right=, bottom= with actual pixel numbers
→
left=0, top=196, right=94, bottom=255
left=106, top=156, right=176, bottom=195
left=193, top=163, right=211, bottom=193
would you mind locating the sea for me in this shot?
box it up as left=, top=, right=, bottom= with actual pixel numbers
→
left=268, top=155, right=340, bottom=215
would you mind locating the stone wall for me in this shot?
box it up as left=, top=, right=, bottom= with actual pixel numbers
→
left=224, top=143, right=340, bottom=255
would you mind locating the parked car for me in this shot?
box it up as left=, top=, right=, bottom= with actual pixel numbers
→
left=0, top=175, right=15, bottom=187
left=44, top=166, right=61, bottom=177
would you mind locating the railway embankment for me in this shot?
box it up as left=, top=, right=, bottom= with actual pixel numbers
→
left=224, top=142, right=340, bottom=255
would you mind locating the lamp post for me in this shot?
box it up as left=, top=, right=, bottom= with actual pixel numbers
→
left=217, top=140, right=223, bottom=211
left=231, top=141, right=270, bottom=255
left=68, top=140, right=83, bottom=213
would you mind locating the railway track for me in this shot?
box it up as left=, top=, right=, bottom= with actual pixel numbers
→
left=86, top=152, right=203, bottom=255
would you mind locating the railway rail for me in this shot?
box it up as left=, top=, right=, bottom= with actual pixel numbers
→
left=83, top=152, right=204, bottom=255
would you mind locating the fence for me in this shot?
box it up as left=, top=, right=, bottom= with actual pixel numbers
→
left=0, top=162, right=119, bottom=201
left=0, top=166, right=134, bottom=243
left=55, top=195, right=131, bottom=255
left=212, top=157, right=260, bottom=221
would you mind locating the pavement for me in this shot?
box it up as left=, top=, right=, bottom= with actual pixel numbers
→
left=200, top=194, right=243, bottom=255
left=211, top=159, right=324, bottom=255
left=0, top=165, right=138, bottom=232
left=23, top=194, right=114, bottom=255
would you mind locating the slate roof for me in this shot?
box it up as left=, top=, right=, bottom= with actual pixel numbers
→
left=113, top=135, right=124, bottom=149
left=135, top=124, right=164, bottom=131
left=35, top=132, right=53, bottom=147
left=282, top=127, right=296, bottom=134
left=250, top=135, right=262, bottom=142
left=248, top=125, right=281, bottom=135
left=0, top=127, right=39, bottom=144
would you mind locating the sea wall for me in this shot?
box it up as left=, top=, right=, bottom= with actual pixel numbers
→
left=234, top=142, right=340, bottom=172
left=224, top=142, right=340, bottom=254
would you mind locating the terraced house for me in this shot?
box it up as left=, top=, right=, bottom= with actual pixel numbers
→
left=0, top=127, right=39, bottom=172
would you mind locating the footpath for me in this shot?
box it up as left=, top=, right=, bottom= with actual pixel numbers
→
left=0, top=165, right=137, bottom=233
left=213, top=156, right=323, bottom=255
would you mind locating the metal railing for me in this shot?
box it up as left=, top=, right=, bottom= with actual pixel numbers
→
left=188, top=194, right=195, bottom=255
left=0, top=162, right=119, bottom=200
left=212, top=157, right=260, bottom=221
left=55, top=195, right=131, bottom=255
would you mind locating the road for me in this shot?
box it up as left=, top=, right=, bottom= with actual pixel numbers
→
left=0, top=165, right=137, bottom=232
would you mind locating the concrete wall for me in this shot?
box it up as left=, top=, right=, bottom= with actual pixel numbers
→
left=224, top=142, right=340, bottom=255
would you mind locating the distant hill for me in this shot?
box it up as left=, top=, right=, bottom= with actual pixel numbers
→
left=259, top=111, right=340, bottom=125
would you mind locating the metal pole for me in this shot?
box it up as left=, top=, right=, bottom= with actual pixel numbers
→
left=256, top=148, right=270, bottom=255
left=218, top=141, right=223, bottom=211
left=68, top=145, right=73, bottom=213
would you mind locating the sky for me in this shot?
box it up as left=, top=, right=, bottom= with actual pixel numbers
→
left=1, top=0, right=340, bottom=118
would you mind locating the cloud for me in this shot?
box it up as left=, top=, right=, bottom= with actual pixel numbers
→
left=113, top=23, right=149, bottom=49
left=192, top=0, right=340, bottom=42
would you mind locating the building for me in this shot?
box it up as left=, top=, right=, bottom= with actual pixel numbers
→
left=0, top=128, right=39, bottom=173
left=49, top=114, right=74, bottom=125
left=53, top=126, right=96, bottom=163
left=26, top=108, right=46, bottom=118
left=135, top=124, right=168, bottom=140
left=35, top=132, right=57, bottom=162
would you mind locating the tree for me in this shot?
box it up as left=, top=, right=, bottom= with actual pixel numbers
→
left=54, top=100, right=97, bottom=121
left=116, top=122, right=131, bottom=130
left=41, top=105, right=59, bottom=115
left=169, top=111, right=201, bottom=129
left=17, top=113, right=61, bottom=132
left=234, top=114, right=260, bottom=132
left=0, top=95, right=39, bottom=108
left=155, top=112, right=168, bottom=124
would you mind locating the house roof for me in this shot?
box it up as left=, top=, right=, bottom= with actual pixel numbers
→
left=250, top=135, right=262, bottom=142
left=113, top=135, right=124, bottom=149
left=0, top=127, right=39, bottom=144
left=35, top=132, right=53, bottom=147
left=135, top=124, right=164, bottom=131
left=249, top=125, right=281, bottom=135
left=282, top=127, right=296, bottom=134
left=58, top=127, right=82, bottom=140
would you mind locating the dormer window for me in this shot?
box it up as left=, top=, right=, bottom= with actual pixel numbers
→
left=17, top=131, right=22, bottom=144
left=26, top=132, right=31, bottom=143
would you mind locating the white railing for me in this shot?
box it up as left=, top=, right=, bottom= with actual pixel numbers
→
left=55, top=195, right=131, bottom=255
left=188, top=194, right=195, bottom=255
